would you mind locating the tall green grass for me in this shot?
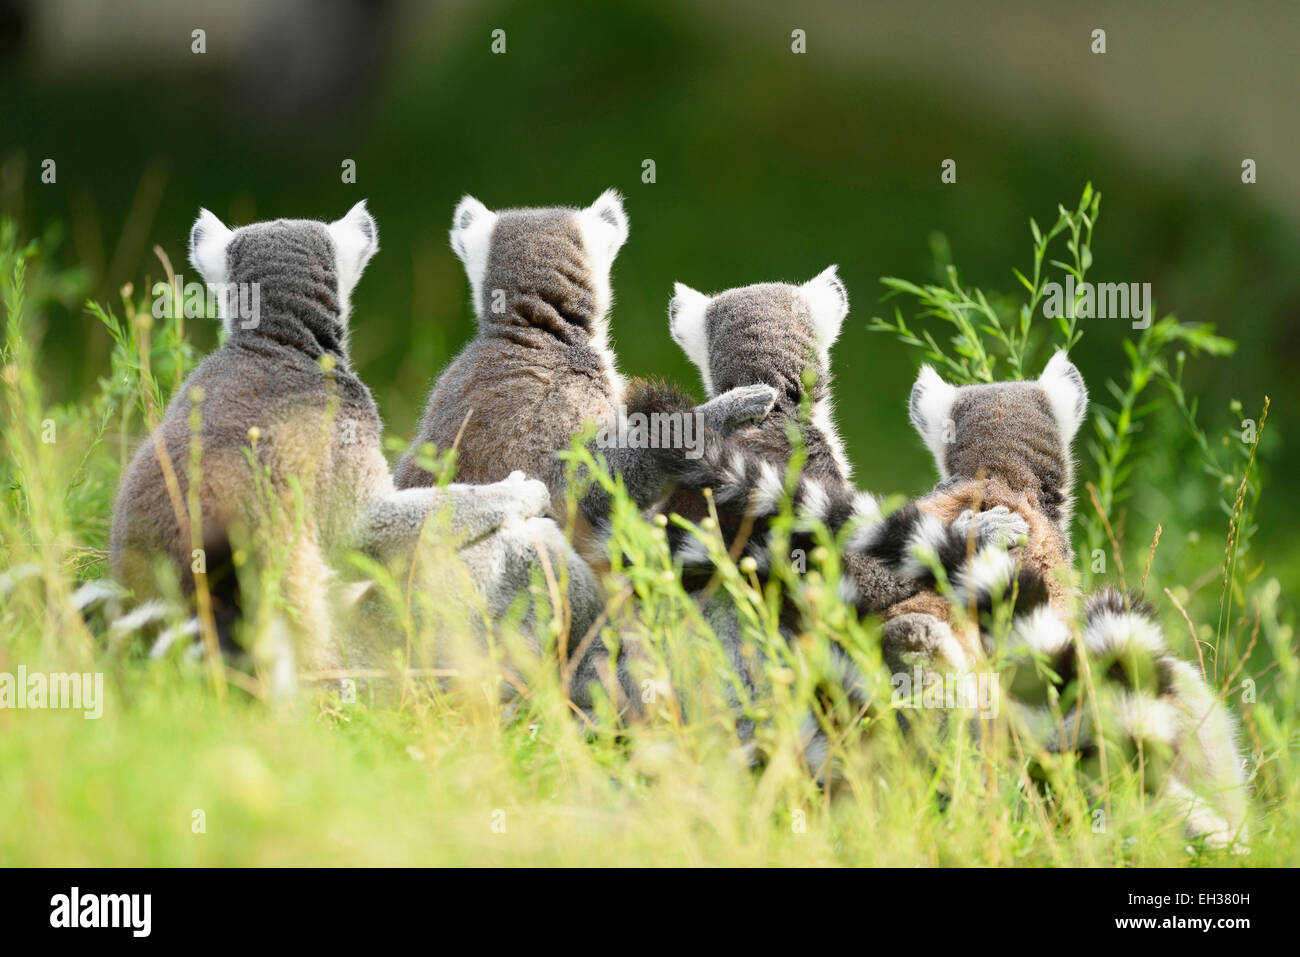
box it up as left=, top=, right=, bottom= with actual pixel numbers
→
left=0, top=194, right=1294, bottom=867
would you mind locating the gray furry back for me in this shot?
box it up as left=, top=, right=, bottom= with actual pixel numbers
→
left=394, top=191, right=630, bottom=513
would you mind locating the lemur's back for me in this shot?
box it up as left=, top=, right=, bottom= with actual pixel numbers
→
left=110, top=220, right=386, bottom=606
left=394, top=328, right=619, bottom=496
left=395, top=194, right=628, bottom=512
left=111, top=342, right=382, bottom=591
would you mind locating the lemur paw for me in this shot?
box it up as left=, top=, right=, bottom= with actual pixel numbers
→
left=697, top=384, right=778, bottom=434
left=956, top=505, right=1029, bottom=550
left=488, top=471, right=552, bottom=523
left=882, top=613, right=973, bottom=677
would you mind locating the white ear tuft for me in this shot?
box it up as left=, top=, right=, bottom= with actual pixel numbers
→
left=580, top=188, right=629, bottom=257
left=909, top=365, right=958, bottom=475
left=1038, top=350, right=1088, bottom=443
left=800, top=264, right=849, bottom=350
left=189, top=208, right=233, bottom=286
left=448, top=195, right=497, bottom=316
left=575, top=189, right=629, bottom=321
left=668, top=282, right=714, bottom=395
left=448, top=195, right=495, bottom=263
left=328, top=200, right=379, bottom=303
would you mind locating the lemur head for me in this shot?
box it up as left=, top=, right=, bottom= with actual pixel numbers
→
left=668, top=265, right=848, bottom=402
left=448, top=189, right=628, bottom=344
left=907, top=351, right=1089, bottom=528
left=189, top=201, right=379, bottom=342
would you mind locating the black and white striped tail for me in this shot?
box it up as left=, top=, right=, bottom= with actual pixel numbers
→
left=999, top=588, right=1248, bottom=847
left=654, top=438, right=1047, bottom=614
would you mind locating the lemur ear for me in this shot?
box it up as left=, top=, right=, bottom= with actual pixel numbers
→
left=449, top=194, right=496, bottom=265
left=668, top=282, right=714, bottom=390
left=909, top=365, right=958, bottom=471
left=328, top=200, right=379, bottom=299
left=189, top=208, right=233, bottom=286
left=800, top=264, right=849, bottom=349
left=448, top=195, right=497, bottom=316
left=578, top=188, right=629, bottom=261
left=1038, top=350, right=1088, bottom=443
left=668, top=282, right=711, bottom=353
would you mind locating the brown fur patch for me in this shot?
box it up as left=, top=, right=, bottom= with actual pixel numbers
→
left=879, top=475, right=1073, bottom=665
left=913, top=477, right=1073, bottom=613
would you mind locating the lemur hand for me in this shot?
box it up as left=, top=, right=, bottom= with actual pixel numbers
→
left=480, top=471, right=552, bottom=525
left=696, top=384, right=778, bottom=434
left=954, top=505, right=1029, bottom=550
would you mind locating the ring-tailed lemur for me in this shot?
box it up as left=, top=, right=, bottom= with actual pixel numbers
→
left=848, top=353, right=1089, bottom=674
left=895, top=356, right=1248, bottom=846
left=393, top=190, right=632, bottom=513
left=109, top=203, right=579, bottom=685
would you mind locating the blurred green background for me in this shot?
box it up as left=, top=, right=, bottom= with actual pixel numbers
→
left=2, top=0, right=1296, bottom=590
